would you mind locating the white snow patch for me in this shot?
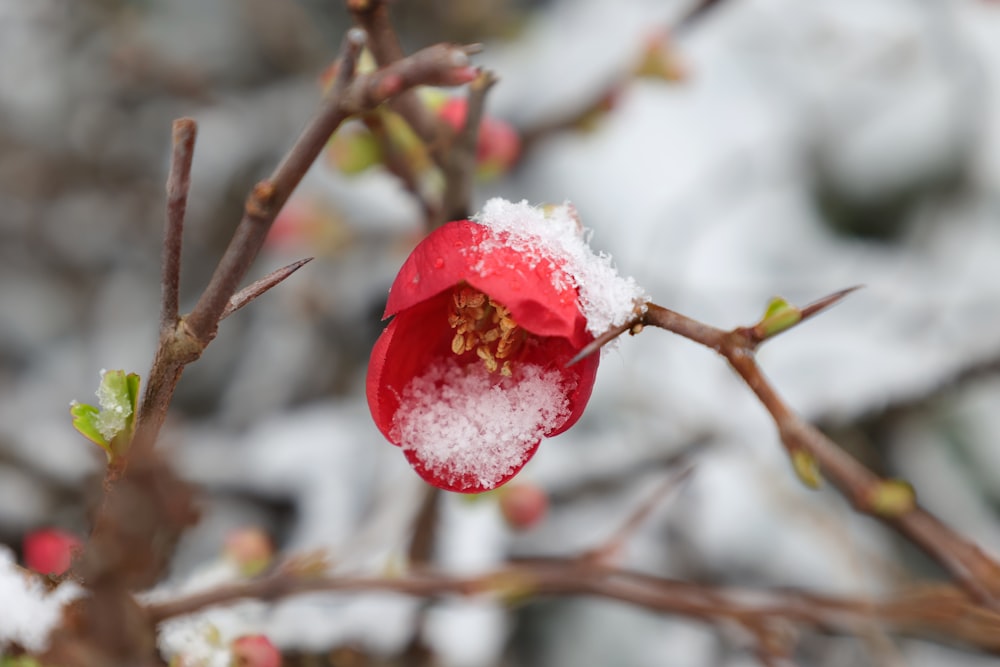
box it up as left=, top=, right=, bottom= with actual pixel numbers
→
left=472, top=198, right=648, bottom=336
left=94, top=369, right=132, bottom=441
left=391, top=359, right=571, bottom=490
left=0, top=547, right=83, bottom=652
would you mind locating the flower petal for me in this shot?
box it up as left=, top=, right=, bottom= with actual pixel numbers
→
left=367, top=291, right=454, bottom=443
left=384, top=221, right=586, bottom=344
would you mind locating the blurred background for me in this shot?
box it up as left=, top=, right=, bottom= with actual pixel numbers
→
left=3, top=0, right=1000, bottom=665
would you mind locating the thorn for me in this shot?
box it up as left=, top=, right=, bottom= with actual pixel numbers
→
left=221, top=258, right=314, bottom=321
left=799, top=285, right=864, bottom=321
left=566, top=320, right=635, bottom=367
left=750, top=285, right=864, bottom=345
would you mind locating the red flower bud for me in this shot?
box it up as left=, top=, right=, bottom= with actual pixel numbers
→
left=499, top=483, right=549, bottom=530
left=223, top=527, right=274, bottom=577
left=23, top=528, right=81, bottom=576
left=231, top=635, right=281, bottom=667
left=367, top=204, right=603, bottom=493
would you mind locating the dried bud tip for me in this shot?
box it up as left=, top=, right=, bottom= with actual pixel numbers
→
left=448, top=50, right=473, bottom=68
left=441, top=66, right=479, bottom=87
left=346, top=27, right=367, bottom=46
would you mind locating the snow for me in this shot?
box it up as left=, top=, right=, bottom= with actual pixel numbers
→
left=8, top=0, right=1000, bottom=665
left=473, top=198, right=649, bottom=336
left=94, top=369, right=132, bottom=441
left=0, top=547, right=82, bottom=653
left=391, top=359, right=572, bottom=490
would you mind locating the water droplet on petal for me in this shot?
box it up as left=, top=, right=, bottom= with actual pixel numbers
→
left=433, top=257, right=445, bottom=269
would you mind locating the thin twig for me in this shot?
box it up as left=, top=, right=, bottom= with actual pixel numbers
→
left=637, top=300, right=1000, bottom=605
left=143, top=560, right=1000, bottom=654
left=183, top=39, right=477, bottom=343
left=131, top=34, right=478, bottom=456
left=179, top=29, right=366, bottom=348
left=674, top=0, right=731, bottom=33
left=442, top=69, right=498, bottom=225
left=346, top=0, right=449, bottom=167
left=361, top=110, right=442, bottom=225
left=566, top=318, right=637, bottom=367
left=220, top=258, right=313, bottom=321
left=582, top=466, right=694, bottom=564
left=161, top=118, right=197, bottom=334
left=745, top=285, right=863, bottom=347
left=798, top=285, right=863, bottom=322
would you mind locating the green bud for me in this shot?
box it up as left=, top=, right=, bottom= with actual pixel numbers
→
left=70, top=370, right=140, bottom=463
left=792, top=449, right=822, bottom=489
left=869, top=479, right=916, bottom=518
left=757, top=297, right=802, bottom=339
left=326, top=124, right=382, bottom=174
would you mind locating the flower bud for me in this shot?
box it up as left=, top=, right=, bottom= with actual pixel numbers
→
left=499, top=483, right=549, bottom=530
left=230, top=635, right=281, bottom=667
left=23, top=528, right=81, bottom=576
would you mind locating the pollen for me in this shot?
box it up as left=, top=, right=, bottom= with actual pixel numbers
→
left=449, top=285, right=525, bottom=374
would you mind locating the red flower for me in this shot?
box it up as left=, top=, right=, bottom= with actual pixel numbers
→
left=367, top=217, right=600, bottom=493
left=23, top=528, right=81, bottom=576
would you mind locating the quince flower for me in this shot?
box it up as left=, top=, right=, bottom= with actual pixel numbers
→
left=367, top=199, right=645, bottom=492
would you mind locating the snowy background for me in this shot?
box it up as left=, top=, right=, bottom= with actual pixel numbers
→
left=3, top=0, right=1000, bottom=665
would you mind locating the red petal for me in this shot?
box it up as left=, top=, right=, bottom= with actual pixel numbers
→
left=367, top=292, right=455, bottom=442
left=385, top=221, right=587, bottom=346
left=367, top=301, right=599, bottom=493
left=370, top=219, right=601, bottom=494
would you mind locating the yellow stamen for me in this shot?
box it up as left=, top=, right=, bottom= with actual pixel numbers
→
left=451, top=332, right=467, bottom=355
left=448, top=285, right=525, bottom=374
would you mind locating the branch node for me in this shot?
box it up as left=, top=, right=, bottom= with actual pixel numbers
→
left=246, top=181, right=277, bottom=219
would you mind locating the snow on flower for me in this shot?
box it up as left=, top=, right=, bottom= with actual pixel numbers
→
left=367, top=199, right=646, bottom=493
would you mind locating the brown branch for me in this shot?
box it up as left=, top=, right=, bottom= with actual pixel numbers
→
left=143, top=560, right=1000, bottom=654
left=361, top=109, right=442, bottom=225
left=131, top=34, right=478, bottom=457
left=582, top=465, right=694, bottom=564
left=674, top=0, right=731, bottom=33
left=442, top=69, right=498, bottom=225
left=220, top=257, right=314, bottom=321
left=179, top=29, right=365, bottom=349
left=68, top=35, right=482, bottom=666
left=635, top=301, right=1000, bottom=606
left=161, top=118, right=197, bottom=334
left=346, top=0, right=450, bottom=167
left=182, top=39, right=477, bottom=344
